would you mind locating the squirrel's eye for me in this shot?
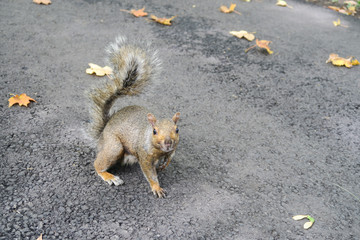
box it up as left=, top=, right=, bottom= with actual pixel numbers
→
left=153, top=129, right=157, bottom=135
left=175, top=127, right=179, bottom=134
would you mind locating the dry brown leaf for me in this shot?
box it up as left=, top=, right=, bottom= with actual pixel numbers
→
left=328, top=6, right=341, bottom=11
left=86, top=63, right=113, bottom=76
left=246, top=39, right=273, bottom=54
left=150, top=15, right=176, bottom=26
left=8, top=93, right=36, bottom=107
left=326, top=53, right=359, bottom=68
left=33, top=0, right=51, bottom=5
left=230, top=30, right=255, bottom=41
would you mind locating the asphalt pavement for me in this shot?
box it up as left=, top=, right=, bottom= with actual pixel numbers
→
left=1, top=0, right=359, bottom=239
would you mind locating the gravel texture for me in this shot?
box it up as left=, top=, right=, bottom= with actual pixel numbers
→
left=1, top=0, right=359, bottom=239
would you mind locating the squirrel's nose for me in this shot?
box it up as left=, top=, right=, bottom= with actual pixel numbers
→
left=164, top=137, right=172, bottom=146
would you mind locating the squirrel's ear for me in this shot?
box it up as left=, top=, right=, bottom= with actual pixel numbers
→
left=172, top=112, right=180, bottom=124
left=147, top=113, right=157, bottom=127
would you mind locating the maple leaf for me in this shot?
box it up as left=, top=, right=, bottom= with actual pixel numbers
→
left=220, top=4, right=241, bottom=15
left=86, top=63, right=113, bottom=76
left=230, top=30, right=255, bottom=41
left=326, top=53, right=359, bottom=68
left=245, top=39, right=273, bottom=54
left=8, top=93, right=36, bottom=107
left=131, top=7, right=148, bottom=17
left=33, top=0, right=51, bottom=5
left=150, top=15, right=176, bottom=26
left=120, top=7, right=148, bottom=17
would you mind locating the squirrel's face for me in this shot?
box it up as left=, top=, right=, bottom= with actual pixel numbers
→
left=148, top=113, right=180, bottom=153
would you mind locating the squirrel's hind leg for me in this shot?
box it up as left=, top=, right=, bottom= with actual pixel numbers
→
left=94, top=139, right=125, bottom=186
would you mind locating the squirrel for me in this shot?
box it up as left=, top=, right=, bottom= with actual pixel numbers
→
left=88, top=36, right=180, bottom=198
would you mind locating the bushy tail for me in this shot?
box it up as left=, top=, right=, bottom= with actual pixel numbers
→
left=88, top=36, right=161, bottom=138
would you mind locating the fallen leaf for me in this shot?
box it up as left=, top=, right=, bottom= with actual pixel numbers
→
left=351, top=59, right=360, bottom=66
left=333, top=18, right=341, bottom=26
left=220, top=3, right=237, bottom=13
left=246, top=39, right=273, bottom=54
left=36, top=234, right=43, bottom=240
left=326, top=53, right=359, bottom=68
left=8, top=93, right=36, bottom=107
left=131, top=7, right=148, bottom=17
left=150, top=15, right=176, bottom=25
left=33, top=0, right=51, bottom=5
left=230, top=30, right=255, bottom=41
left=276, top=0, right=293, bottom=8
left=220, top=3, right=241, bottom=14
left=120, top=7, right=148, bottom=17
left=86, top=63, right=113, bottom=76
left=328, top=5, right=356, bottom=15
left=328, top=6, right=340, bottom=11
left=292, top=215, right=309, bottom=220
left=332, top=18, right=348, bottom=27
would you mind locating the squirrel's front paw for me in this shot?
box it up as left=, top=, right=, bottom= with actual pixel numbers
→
left=151, top=185, right=166, bottom=198
left=106, top=175, right=124, bottom=186
left=98, top=172, right=124, bottom=186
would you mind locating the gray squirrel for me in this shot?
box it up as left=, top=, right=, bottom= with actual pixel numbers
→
left=88, top=36, right=180, bottom=198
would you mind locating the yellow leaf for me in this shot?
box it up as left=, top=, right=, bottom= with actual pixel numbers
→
left=33, top=0, right=51, bottom=5
left=150, top=15, right=176, bottom=26
left=276, top=0, right=293, bottom=8
left=326, top=54, right=359, bottom=68
left=86, top=63, right=113, bottom=76
left=333, top=18, right=341, bottom=26
left=230, top=30, right=255, bottom=41
left=292, top=215, right=309, bottom=220
left=351, top=59, right=360, bottom=66
left=8, top=93, right=36, bottom=107
left=220, top=3, right=237, bottom=13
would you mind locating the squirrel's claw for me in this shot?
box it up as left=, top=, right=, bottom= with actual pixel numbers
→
left=152, top=186, right=166, bottom=198
left=106, top=176, right=124, bottom=186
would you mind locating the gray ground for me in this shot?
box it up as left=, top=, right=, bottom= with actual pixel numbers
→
left=1, top=0, right=359, bottom=239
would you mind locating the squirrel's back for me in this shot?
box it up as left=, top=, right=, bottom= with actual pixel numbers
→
left=88, top=36, right=161, bottom=139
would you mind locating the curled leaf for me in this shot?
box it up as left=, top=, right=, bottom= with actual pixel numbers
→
left=230, top=30, right=255, bottom=41
left=326, top=53, right=359, bottom=68
left=220, top=3, right=241, bottom=14
left=245, top=39, right=273, bottom=54
left=86, top=63, right=113, bottom=76
left=150, top=15, right=176, bottom=25
left=8, top=93, right=36, bottom=107
left=276, top=0, right=293, bottom=8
